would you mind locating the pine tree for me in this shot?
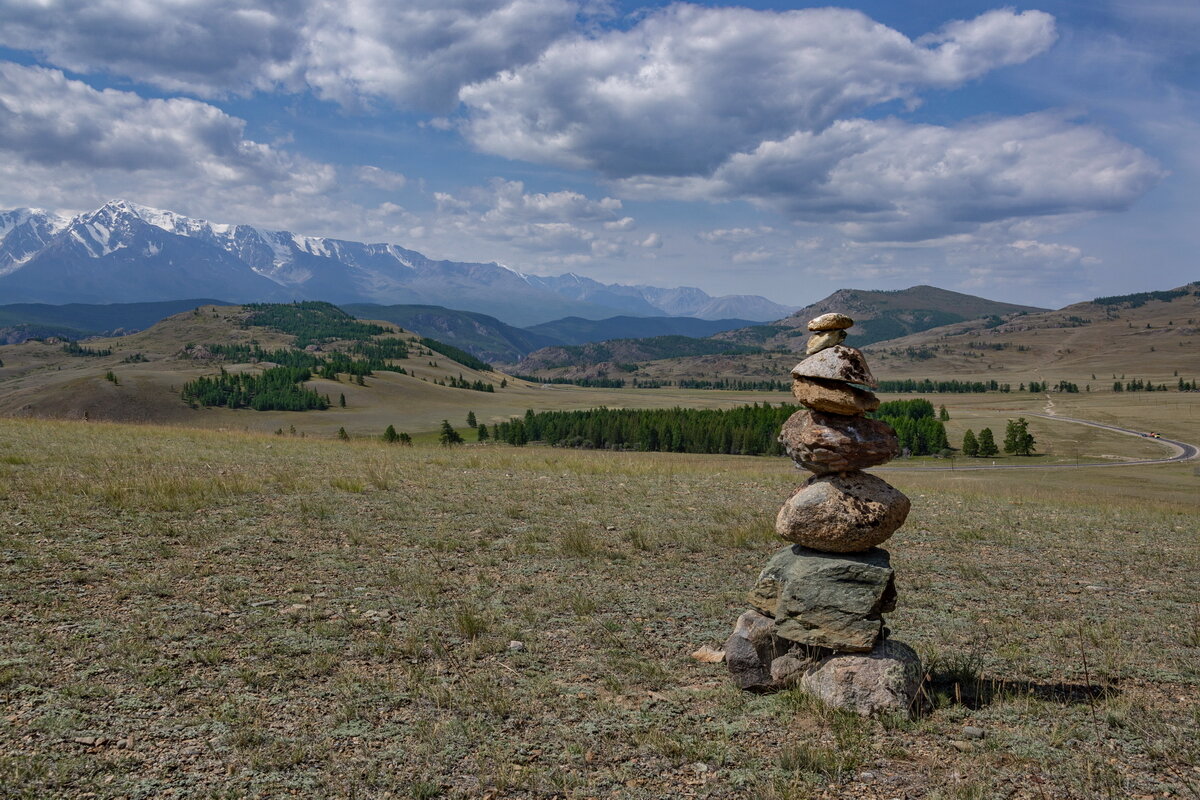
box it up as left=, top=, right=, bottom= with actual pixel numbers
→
left=977, top=427, right=999, bottom=457
left=398, top=432, right=412, bottom=445
left=1003, top=418, right=1036, bottom=456
left=439, top=420, right=464, bottom=446
left=477, top=424, right=490, bottom=442
left=356, top=374, right=365, bottom=386
left=337, top=427, right=350, bottom=441
left=500, top=378, right=508, bottom=388
left=382, top=424, right=400, bottom=443
left=466, top=411, right=477, bottom=428
left=938, top=405, right=949, bottom=421
left=961, top=429, right=979, bottom=457
left=339, top=393, right=346, bottom=407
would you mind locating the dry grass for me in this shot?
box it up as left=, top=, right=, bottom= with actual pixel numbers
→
left=0, top=416, right=1197, bottom=799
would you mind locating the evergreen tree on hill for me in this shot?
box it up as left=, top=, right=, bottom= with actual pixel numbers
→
left=1003, top=418, right=1036, bottom=456
left=439, top=420, right=464, bottom=446
left=961, top=429, right=979, bottom=457
left=977, top=427, right=999, bottom=457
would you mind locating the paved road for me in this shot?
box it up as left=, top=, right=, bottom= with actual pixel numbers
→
left=876, top=411, right=1198, bottom=472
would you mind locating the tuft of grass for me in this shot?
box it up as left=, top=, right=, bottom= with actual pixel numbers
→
left=331, top=476, right=366, bottom=493
left=560, top=525, right=597, bottom=558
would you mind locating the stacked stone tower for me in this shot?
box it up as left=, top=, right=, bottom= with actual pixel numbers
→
left=725, top=313, right=922, bottom=716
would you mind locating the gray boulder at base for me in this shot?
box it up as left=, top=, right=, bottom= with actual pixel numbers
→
left=799, top=639, right=923, bottom=717
left=750, top=545, right=896, bottom=652
left=776, top=472, right=911, bottom=552
left=791, top=345, right=877, bottom=388
left=779, top=409, right=899, bottom=474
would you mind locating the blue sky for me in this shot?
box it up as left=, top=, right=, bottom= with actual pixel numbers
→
left=0, top=0, right=1195, bottom=308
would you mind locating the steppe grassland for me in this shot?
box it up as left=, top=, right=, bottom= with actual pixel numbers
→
left=0, top=414, right=1197, bottom=799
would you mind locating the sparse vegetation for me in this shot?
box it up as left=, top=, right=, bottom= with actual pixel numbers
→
left=0, top=416, right=1194, bottom=798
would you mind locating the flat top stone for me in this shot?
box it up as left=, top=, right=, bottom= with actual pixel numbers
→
left=791, top=345, right=877, bottom=388
left=808, top=313, right=854, bottom=331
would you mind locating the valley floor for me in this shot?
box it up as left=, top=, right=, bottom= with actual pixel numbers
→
left=0, top=410, right=1197, bottom=799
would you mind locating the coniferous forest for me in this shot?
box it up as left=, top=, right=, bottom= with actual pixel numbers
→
left=491, top=399, right=948, bottom=456
left=181, top=367, right=330, bottom=411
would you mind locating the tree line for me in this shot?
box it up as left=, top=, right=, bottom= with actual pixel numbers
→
left=870, top=399, right=949, bottom=456
left=483, top=399, right=948, bottom=457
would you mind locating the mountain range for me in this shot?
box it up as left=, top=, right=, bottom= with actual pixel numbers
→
left=0, top=201, right=796, bottom=326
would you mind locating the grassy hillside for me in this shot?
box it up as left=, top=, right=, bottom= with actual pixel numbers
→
left=0, top=303, right=800, bottom=435
left=864, top=283, right=1200, bottom=388
left=0, top=298, right=229, bottom=343
left=514, top=335, right=765, bottom=376
left=525, top=314, right=758, bottom=346
left=717, top=286, right=1045, bottom=351
left=553, top=284, right=1200, bottom=395
left=0, top=414, right=1195, bottom=798
left=341, top=303, right=560, bottom=363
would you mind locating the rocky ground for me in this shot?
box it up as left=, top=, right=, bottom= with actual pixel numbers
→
left=0, top=417, right=1197, bottom=798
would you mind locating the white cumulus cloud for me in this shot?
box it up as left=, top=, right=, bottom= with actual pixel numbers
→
left=460, top=6, right=1056, bottom=176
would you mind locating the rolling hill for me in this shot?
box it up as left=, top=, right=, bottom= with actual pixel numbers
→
left=341, top=303, right=560, bottom=363
left=0, top=298, right=229, bottom=344
left=524, top=314, right=758, bottom=347
left=716, top=285, right=1045, bottom=351
left=509, top=283, right=1200, bottom=392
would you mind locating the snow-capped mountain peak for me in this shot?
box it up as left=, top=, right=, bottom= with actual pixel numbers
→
left=0, top=200, right=798, bottom=324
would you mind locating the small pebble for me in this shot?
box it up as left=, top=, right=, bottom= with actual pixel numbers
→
left=508, top=640, right=526, bottom=652
left=962, top=725, right=986, bottom=739
left=950, top=740, right=973, bottom=753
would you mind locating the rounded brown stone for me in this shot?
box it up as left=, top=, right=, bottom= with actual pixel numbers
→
left=779, top=409, right=899, bottom=474
left=805, top=329, right=847, bottom=355
left=808, top=313, right=854, bottom=331
left=791, top=376, right=880, bottom=416
left=776, top=472, right=910, bottom=552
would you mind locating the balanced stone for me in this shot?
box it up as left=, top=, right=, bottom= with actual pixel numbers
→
left=791, top=345, right=877, bottom=388
left=776, top=473, right=910, bottom=552
left=724, top=609, right=788, bottom=692
left=779, top=409, right=899, bottom=474
left=750, top=545, right=896, bottom=652
left=798, top=639, right=922, bottom=717
left=791, top=375, right=879, bottom=416
left=808, top=313, right=854, bottom=331
left=805, top=329, right=847, bottom=355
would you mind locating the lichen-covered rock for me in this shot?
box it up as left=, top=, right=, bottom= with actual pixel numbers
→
left=749, top=545, right=896, bottom=652
left=779, top=409, right=899, bottom=474
left=799, top=639, right=923, bottom=717
left=776, top=473, right=910, bottom=552
left=791, top=375, right=879, bottom=416
left=791, top=346, right=877, bottom=388
left=808, top=313, right=854, bottom=331
left=805, top=329, right=847, bottom=356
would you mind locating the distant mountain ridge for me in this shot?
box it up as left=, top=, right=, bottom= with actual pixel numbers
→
left=716, top=285, right=1046, bottom=351
left=0, top=200, right=797, bottom=326
left=342, top=303, right=561, bottom=363
left=524, top=315, right=758, bottom=347
left=0, top=298, right=229, bottom=344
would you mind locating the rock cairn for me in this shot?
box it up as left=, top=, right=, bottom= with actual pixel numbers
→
left=724, top=312, right=922, bottom=716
